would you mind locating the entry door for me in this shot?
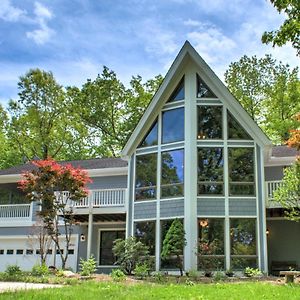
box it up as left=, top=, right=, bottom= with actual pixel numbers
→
left=99, top=230, right=125, bottom=265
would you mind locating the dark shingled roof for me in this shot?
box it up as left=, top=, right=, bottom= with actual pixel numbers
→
left=272, top=145, right=300, bottom=157
left=0, top=157, right=127, bottom=176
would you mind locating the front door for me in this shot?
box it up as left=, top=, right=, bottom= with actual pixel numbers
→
left=99, top=230, right=125, bottom=265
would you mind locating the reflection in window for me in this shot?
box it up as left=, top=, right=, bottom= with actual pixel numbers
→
left=135, top=221, right=156, bottom=256
left=198, top=106, right=223, bottom=139
left=228, top=111, right=252, bottom=140
left=161, top=149, right=184, bottom=198
left=135, top=153, right=157, bottom=201
left=228, top=148, right=255, bottom=196
left=198, top=148, right=224, bottom=195
left=139, top=119, right=158, bottom=148
left=162, top=108, right=184, bottom=144
left=161, top=219, right=184, bottom=269
left=198, top=218, right=225, bottom=270
left=168, top=77, right=184, bottom=102
left=0, top=188, right=25, bottom=205
left=197, top=74, right=217, bottom=98
left=230, top=218, right=257, bottom=269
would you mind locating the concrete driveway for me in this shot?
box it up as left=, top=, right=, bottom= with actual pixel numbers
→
left=0, top=282, right=62, bottom=293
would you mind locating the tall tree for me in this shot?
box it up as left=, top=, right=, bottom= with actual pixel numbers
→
left=262, top=0, right=300, bottom=56
left=225, top=54, right=300, bottom=144
left=8, top=69, right=91, bottom=162
left=69, top=67, right=163, bottom=157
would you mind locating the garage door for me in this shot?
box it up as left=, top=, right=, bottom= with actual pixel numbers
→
left=0, top=236, right=78, bottom=272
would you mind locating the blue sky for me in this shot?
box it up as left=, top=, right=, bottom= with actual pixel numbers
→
left=0, top=0, right=299, bottom=106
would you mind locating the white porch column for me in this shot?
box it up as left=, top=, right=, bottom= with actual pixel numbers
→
left=184, top=65, right=198, bottom=271
left=87, top=193, right=93, bottom=259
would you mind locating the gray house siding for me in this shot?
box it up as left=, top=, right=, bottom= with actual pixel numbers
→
left=88, top=176, right=127, bottom=190
left=264, top=166, right=283, bottom=181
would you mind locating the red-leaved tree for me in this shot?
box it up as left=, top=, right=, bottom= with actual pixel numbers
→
left=19, top=158, right=91, bottom=269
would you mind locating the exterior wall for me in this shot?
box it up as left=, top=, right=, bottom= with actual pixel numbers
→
left=267, top=219, right=300, bottom=269
left=88, top=175, right=127, bottom=190
left=264, top=166, right=283, bottom=181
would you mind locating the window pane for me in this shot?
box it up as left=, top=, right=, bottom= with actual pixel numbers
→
left=135, top=221, right=156, bottom=256
left=230, top=219, right=256, bottom=256
left=139, top=119, right=158, bottom=148
left=228, top=148, right=255, bottom=196
left=198, top=148, right=224, bottom=195
left=161, top=149, right=184, bottom=198
left=168, top=77, right=184, bottom=102
left=228, top=111, right=252, bottom=140
left=197, top=74, right=217, bottom=98
left=231, top=257, right=257, bottom=269
left=135, top=153, right=157, bottom=201
left=198, top=106, right=222, bottom=139
left=198, top=257, right=225, bottom=271
left=161, top=219, right=184, bottom=269
left=162, top=108, right=184, bottom=144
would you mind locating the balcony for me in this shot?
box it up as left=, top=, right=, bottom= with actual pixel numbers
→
left=265, top=180, right=282, bottom=208
left=0, top=203, right=32, bottom=224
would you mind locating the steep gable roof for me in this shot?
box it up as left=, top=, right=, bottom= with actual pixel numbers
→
left=121, top=41, right=271, bottom=158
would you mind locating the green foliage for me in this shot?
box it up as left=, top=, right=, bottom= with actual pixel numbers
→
left=274, top=160, right=300, bottom=221
left=5, top=264, right=22, bottom=277
left=186, top=269, right=199, bottom=280
left=134, top=263, right=149, bottom=279
left=213, top=271, right=226, bottom=282
left=161, top=219, right=186, bottom=276
left=151, top=272, right=165, bottom=283
left=31, top=263, right=50, bottom=277
left=79, top=256, right=97, bottom=276
left=69, top=67, right=163, bottom=157
left=185, top=278, right=195, bottom=286
left=225, top=269, right=234, bottom=277
left=225, top=54, right=300, bottom=144
left=112, top=236, right=150, bottom=275
left=262, top=0, right=300, bottom=56
left=110, top=269, right=126, bottom=282
left=244, top=267, right=262, bottom=277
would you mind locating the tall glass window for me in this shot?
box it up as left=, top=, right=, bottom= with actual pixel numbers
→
left=198, top=218, right=225, bottom=270
left=197, top=74, right=217, bottom=98
left=197, top=106, right=223, bottom=139
left=161, top=149, right=184, bottom=198
left=228, top=111, right=252, bottom=140
left=167, top=77, right=184, bottom=102
left=228, top=148, right=255, bottom=196
left=138, top=119, right=158, bottom=148
left=135, top=221, right=156, bottom=256
left=230, top=218, right=257, bottom=269
left=161, top=219, right=184, bottom=269
left=162, top=108, right=184, bottom=144
left=135, top=153, right=157, bottom=201
left=198, top=148, right=224, bottom=195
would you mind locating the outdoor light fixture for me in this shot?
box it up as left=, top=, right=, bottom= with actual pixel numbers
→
left=199, top=219, right=208, bottom=227
left=80, top=234, right=86, bottom=242
left=266, top=229, right=270, bottom=236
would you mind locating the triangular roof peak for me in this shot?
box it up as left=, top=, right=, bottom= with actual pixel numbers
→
left=121, top=41, right=271, bottom=158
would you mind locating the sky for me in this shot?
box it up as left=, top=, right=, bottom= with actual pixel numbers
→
left=0, top=0, right=299, bottom=107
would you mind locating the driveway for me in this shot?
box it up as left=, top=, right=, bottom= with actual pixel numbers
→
left=0, top=282, right=62, bottom=293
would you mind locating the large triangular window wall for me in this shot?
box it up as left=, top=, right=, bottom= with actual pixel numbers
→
left=227, top=111, right=252, bottom=140
left=197, top=74, right=217, bottom=98
left=138, top=119, right=158, bottom=148
left=167, top=77, right=185, bottom=103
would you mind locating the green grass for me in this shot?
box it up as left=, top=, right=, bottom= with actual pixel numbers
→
left=0, top=281, right=300, bottom=300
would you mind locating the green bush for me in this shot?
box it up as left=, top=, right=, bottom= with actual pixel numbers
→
left=244, top=267, right=262, bottom=277
left=31, top=263, right=50, bottom=277
left=112, top=237, right=149, bottom=275
left=79, top=256, right=97, bottom=276
left=213, top=271, right=226, bottom=282
left=186, top=269, right=199, bottom=280
left=111, top=269, right=126, bottom=282
left=152, top=272, right=165, bottom=283
left=5, top=264, right=22, bottom=277
left=134, top=263, right=149, bottom=279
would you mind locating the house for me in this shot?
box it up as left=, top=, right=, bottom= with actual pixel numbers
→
left=0, top=41, right=299, bottom=274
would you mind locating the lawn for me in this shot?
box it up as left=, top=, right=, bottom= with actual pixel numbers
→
left=0, top=281, right=300, bottom=300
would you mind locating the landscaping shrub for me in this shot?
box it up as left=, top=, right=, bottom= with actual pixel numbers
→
left=112, top=237, right=149, bottom=275
left=80, top=256, right=97, bottom=276
left=244, top=267, right=262, bottom=277
left=111, top=269, right=126, bottom=282
left=213, top=271, right=226, bottom=282
left=134, top=263, right=149, bottom=279
left=31, top=263, right=50, bottom=277
left=5, top=264, right=22, bottom=276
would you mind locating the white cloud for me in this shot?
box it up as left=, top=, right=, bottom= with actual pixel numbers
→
left=26, top=2, right=55, bottom=45
left=183, top=19, right=201, bottom=27
left=0, top=0, right=26, bottom=22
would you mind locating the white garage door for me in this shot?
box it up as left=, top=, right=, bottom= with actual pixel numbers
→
left=0, top=236, right=78, bottom=272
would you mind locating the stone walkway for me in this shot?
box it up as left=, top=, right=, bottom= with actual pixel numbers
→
left=0, top=282, right=62, bottom=293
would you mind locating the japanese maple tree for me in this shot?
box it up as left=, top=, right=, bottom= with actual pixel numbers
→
left=19, top=158, right=91, bottom=269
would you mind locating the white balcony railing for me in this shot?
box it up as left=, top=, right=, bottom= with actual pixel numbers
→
left=265, top=180, right=282, bottom=208
left=0, top=203, right=32, bottom=220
